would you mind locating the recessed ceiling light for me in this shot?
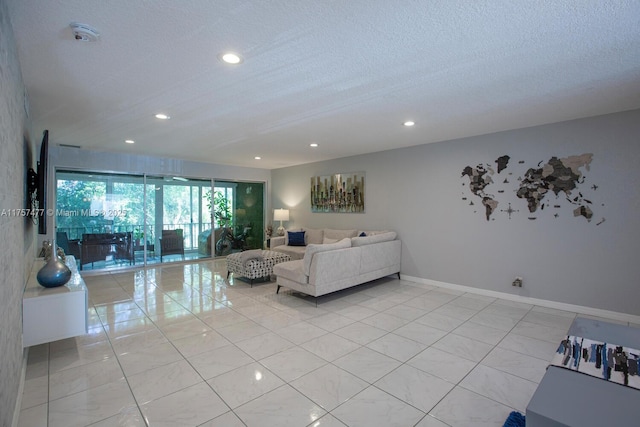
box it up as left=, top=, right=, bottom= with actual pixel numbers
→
left=155, top=113, right=170, bottom=120
left=219, top=52, right=243, bottom=64
left=403, top=121, right=415, bottom=127
left=310, top=143, right=318, bottom=147
left=125, top=139, right=135, bottom=144
left=254, top=156, right=261, bottom=160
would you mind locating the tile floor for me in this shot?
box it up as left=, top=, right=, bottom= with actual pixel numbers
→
left=79, top=250, right=208, bottom=272
left=17, top=259, right=634, bottom=427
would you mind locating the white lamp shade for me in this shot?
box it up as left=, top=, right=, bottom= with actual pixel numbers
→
left=274, top=209, right=289, bottom=221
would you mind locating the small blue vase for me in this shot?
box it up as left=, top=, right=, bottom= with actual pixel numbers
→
left=37, top=253, right=72, bottom=288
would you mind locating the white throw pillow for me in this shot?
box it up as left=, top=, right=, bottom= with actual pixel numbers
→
left=351, top=231, right=397, bottom=247
left=303, top=227, right=324, bottom=245
left=324, top=229, right=358, bottom=240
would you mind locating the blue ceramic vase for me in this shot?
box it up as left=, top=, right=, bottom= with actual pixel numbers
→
left=37, top=252, right=72, bottom=288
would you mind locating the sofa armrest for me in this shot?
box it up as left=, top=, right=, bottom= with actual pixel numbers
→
left=271, top=236, right=285, bottom=248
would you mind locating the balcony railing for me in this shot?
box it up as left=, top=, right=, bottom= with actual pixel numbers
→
left=57, top=222, right=213, bottom=251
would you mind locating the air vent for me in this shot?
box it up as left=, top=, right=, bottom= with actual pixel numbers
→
left=69, top=23, right=100, bottom=42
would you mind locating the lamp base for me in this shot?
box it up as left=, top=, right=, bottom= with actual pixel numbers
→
left=276, top=226, right=285, bottom=236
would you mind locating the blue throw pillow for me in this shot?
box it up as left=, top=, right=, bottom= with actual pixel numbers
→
left=359, top=232, right=367, bottom=237
left=287, top=231, right=306, bottom=246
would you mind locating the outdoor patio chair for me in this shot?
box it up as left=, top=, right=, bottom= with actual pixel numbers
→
left=160, top=229, right=185, bottom=261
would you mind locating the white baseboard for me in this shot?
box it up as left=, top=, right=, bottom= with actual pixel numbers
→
left=401, top=275, right=640, bottom=325
left=12, top=347, right=29, bottom=427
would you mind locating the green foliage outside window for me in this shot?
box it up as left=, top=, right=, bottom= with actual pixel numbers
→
left=205, top=190, right=232, bottom=228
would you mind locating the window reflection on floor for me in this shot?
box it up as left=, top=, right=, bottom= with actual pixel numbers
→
left=77, top=250, right=213, bottom=272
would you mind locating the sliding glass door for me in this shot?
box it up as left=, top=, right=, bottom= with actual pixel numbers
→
left=145, top=175, right=212, bottom=261
left=55, top=171, right=265, bottom=271
left=55, top=171, right=213, bottom=271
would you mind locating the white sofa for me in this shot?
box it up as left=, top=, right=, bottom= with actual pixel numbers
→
left=270, top=228, right=362, bottom=259
left=271, top=228, right=401, bottom=298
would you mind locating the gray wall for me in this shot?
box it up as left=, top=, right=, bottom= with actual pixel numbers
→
left=272, top=109, right=640, bottom=316
left=0, top=2, right=35, bottom=425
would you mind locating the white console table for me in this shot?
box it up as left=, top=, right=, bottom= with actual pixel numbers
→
left=22, top=256, right=88, bottom=347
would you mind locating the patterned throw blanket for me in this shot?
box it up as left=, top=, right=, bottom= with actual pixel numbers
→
left=239, top=249, right=264, bottom=265
left=551, top=335, right=640, bottom=389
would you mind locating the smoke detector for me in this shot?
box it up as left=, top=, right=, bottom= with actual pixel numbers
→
left=69, top=23, right=100, bottom=42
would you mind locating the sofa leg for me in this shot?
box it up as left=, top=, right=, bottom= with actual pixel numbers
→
left=276, top=285, right=281, bottom=294
left=397, top=272, right=401, bottom=280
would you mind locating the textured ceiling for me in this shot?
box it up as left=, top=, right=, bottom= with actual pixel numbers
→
left=7, top=0, right=640, bottom=169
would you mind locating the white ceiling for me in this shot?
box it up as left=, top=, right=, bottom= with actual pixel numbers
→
left=7, top=0, right=640, bottom=170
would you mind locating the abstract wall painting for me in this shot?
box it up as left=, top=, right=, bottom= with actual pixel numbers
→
left=310, top=172, right=365, bottom=213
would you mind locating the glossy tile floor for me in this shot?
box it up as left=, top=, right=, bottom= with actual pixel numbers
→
left=18, top=259, right=635, bottom=427
left=79, top=250, right=208, bottom=272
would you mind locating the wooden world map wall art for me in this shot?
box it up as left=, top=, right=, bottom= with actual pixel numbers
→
left=461, top=154, right=604, bottom=224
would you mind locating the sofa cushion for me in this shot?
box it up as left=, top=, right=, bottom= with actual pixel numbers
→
left=324, top=229, right=358, bottom=240
left=303, top=227, right=324, bottom=245
left=287, top=231, right=306, bottom=246
left=303, top=238, right=352, bottom=276
left=323, top=237, right=338, bottom=244
left=273, top=260, right=308, bottom=284
left=351, top=231, right=397, bottom=247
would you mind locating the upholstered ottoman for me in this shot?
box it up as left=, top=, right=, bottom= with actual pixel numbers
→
left=226, top=250, right=291, bottom=286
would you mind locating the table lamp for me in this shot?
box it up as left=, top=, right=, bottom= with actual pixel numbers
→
left=274, top=209, right=289, bottom=236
